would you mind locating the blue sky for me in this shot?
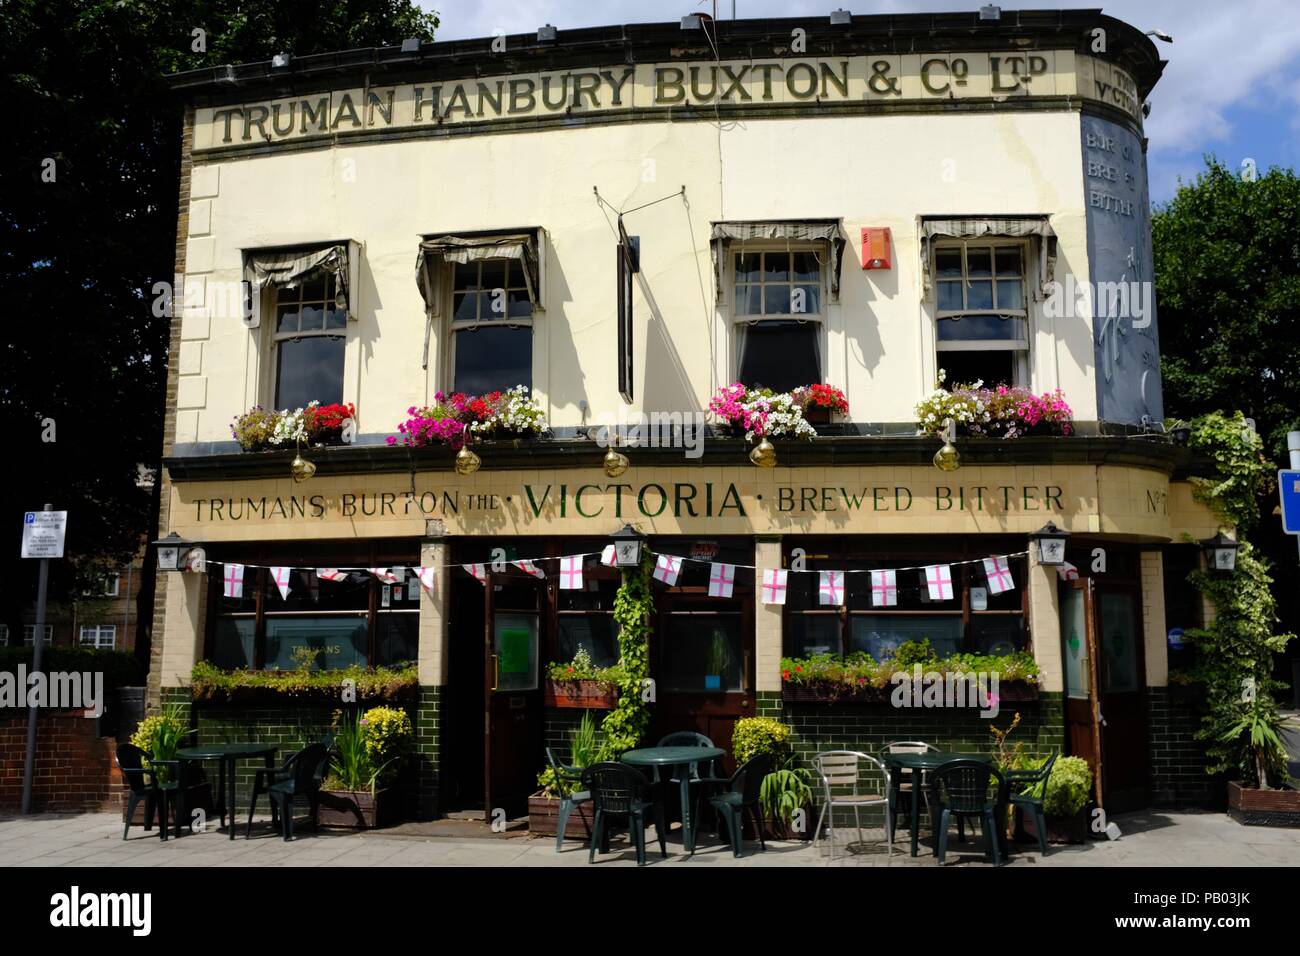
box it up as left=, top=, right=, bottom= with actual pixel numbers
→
left=417, top=1, right=1300, bottom=204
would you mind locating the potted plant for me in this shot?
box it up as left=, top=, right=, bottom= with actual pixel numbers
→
left=792, top=383, right=849, bottom=426
left=386, top=386, right=547, bottom=448
left=732, top=717, right=813, bottom=840
left=1224, top=700, right=1300, bottom=826
left=126, top=704, right=202, bottom=824
left=318, top=705, right=412, bottom=828
left=1020, top=755, right=1093, bottom=844
left=704, top=630, right=730, bottom=691
left=529, top=712, right=600, bottom=838
left=543, top=649, right=621, bottom=709
left=306, top=402, right=356, bottom=445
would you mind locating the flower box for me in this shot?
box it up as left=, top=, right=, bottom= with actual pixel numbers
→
left=528, top=794, right=596, bottom=839
left=781, top=680, right=1038, bottom=704
left=543, top=679, right=618, bottom=709
left=318, top=787, right=395, bottom=828
left=1227, top=780, right=1300, bottom=828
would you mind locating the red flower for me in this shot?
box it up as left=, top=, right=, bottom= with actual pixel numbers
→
left=795, top=664, right=803, bottom=673
left=782, top=669, right=790, bottom=680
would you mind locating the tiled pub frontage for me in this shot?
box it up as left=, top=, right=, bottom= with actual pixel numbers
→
left=150, top=438, right=1222, bottom=823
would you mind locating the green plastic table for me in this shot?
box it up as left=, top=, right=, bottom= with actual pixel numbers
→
left=883, top=751, right=991, bottom=858
left=177, top=744, right=278, bottom=840
left=621, top=746, right=725, bottom=854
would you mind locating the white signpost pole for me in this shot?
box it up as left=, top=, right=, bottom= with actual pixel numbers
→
left=1289, top=432, right=1300, bottom=567
left=20, top=504, right=61, bottom=814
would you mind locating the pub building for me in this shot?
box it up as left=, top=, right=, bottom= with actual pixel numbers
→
left=150, top=10, right=1226, bottom=826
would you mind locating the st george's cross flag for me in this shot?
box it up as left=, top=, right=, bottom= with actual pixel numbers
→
left=818, top=570, right=845, bottom=606
left=513, top=559, right=545, bottom=579
left=369, top=568, right=401, bottom=584
left=708, top=563, right=736, bottom=598
left=222, top=563, right=245, bottom=599
left=870, top=569, right=898, bottom=607
left=559, top=555, right=584, bottom=590
left=463, top=563, right=487, bottom=583
left=761, top=568, right=789, bottom=605
left=599, top=545, right=617, bottom=567
left=270, top=567, right=293, bottom=601
left=316, top=568, right=347, bottom=582
left=983, top=556, right=1015, bottom=594
left=415, top=566, right=437, bottom=595
left=652, top=554, right=683, bottom=585
left=925, top=564, right=954, bottom=601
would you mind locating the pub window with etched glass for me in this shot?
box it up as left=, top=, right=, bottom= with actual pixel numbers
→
left=270, top=272, right=348, bottom=410
left=208, top=564, right=418, bottom=670
left=782, top=542, right=1028, bottom=662
left=934, top=241, right=1029, bottom=388
left=449, top=259, right=533, bottom=394
left=733, top=248, right=824, bottom=392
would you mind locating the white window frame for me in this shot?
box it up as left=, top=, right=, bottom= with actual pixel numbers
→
left=261, top=271, right=351, bottom=410
left=933, top=238, right=1032, bottom=386
left=23, top=625, right=53, bottom=646
left=79, top=625, right=117, bottom=649
left=103, top=573, right=120, bottom=597
left=443, top=258, right=535, bottom=394
left=728, top=242, right=828, bottom=386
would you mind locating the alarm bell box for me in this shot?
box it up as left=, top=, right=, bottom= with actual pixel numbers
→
left=861, top=227, right=892, bottom=270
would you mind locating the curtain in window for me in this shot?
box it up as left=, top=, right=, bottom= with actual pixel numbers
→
left=710, top=220, right=848, bottom=304
left=735, top=320, right=822, bottom=392
left=918, top=217, right=1057, bottom=300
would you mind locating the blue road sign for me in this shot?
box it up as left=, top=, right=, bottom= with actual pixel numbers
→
left=1280, top=470, right=1300, bottom=534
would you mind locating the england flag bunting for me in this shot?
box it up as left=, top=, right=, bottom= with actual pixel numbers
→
left=222, top=563, right=245, bottom=599
left=270, top=566, right=292, bottom=601
left=513, top=559, right=545, bottom=579
left=463, top=563, right=487, bottom=583
left=925, top=564, right=954, bottom=601
left=761, top=568, right=789, bottom=605
left=416, top=566, right=437, bottom=595
left=870, top=570, right=898, bottom=607
left=369, top=568, right=401, bottom=584
left=558, top=555, right=584, bottom=590
left=652, top=554, right=682, bottom=585
left=818, top=570, right=845, bottom=606
left=983, top=556, right=1014, bottom=594
left=1056, top=561, right=1079, bottom=582
left=316, top=568, right=347, bottom=582
left=599, top=545, right=617, bottom=567
left=708, top=563, right=735, bottom=598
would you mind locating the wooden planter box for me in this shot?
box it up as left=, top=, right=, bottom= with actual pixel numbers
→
left=1227, top=780, right=1300, bottom=828
left=318, top=788, right=395, bottom=828
left=543, top=679, right=618, bottom=709
left=782, top=680, right=1038, bottom=704
left=1022, top=807, right=1088, bottom=844
left=528, top=794, right=596, bottom=840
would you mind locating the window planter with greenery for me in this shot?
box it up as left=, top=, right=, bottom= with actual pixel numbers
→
left=542, top=650, right=622, bottom=709
left=1178, top=412, right=1296, bottom=825
left=780, top=641, right=1040, bottom=704
left=707, top=382, right=844, bottom=440
left=318, top=706, right=413, bottom=829
left=190, top=661, right=419, bottom=705
left=915, top=377, right=1074, bottom=438
left=231, top=402, right=356, bottom=452
left=386, top=386, right=546, bottom=448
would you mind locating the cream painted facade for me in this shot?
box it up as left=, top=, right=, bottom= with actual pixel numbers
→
left=176, top=68, right=1109, bottom=446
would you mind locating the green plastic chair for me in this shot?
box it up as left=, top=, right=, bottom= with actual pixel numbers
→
left=581, top=762, right=666, bottom=866
left=546, top=747, right=592, bottom=852
left=1002, top=752, right=1058, bottom=856
left=930, top=759, right=1006, bottom=865
left=248, top=743, right=328, bottom=841
left=692, top=753, right=772, bottom=858
left=115, top=744, right=182, bottom=841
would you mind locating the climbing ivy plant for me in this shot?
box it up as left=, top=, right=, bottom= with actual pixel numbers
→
left=1183, top=411, right=1294, bottom=787
left=597, top=552, right=654, bottom=761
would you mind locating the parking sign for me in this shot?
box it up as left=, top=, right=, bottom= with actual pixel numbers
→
left=20, top=511, right=67, bottom=558
left=1280, top=470, right=1300, bottom=535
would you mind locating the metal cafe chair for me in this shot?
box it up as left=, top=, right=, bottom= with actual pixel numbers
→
left=812, top=750, right=892, bottom=860
left=881, top=740, right=939, bottom=844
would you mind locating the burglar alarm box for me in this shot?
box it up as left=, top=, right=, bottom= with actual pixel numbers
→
left=861, top=227, right=892, bottom=269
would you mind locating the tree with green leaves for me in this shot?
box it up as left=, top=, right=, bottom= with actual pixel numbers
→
left=0, top=0, right=439, bottom=653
